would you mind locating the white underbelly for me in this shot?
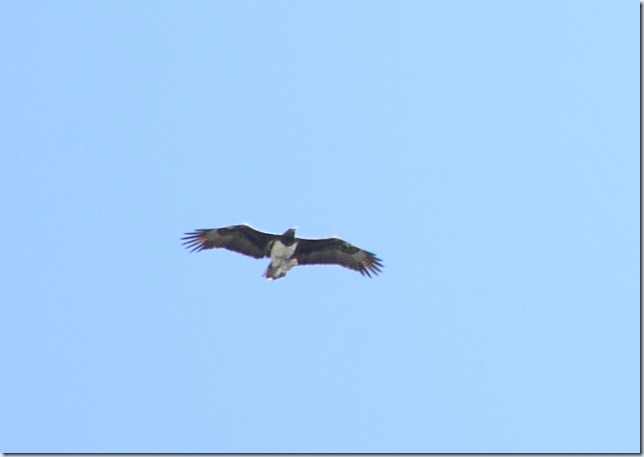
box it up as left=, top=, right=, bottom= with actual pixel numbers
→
left=270, top=240, right=297, bottom=259
left=266, top=240, right=298, bottom=279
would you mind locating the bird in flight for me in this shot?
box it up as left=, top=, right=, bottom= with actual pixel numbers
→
left=182, top=224, right=383, bottom=280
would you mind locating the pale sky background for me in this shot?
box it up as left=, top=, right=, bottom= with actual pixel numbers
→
left=1, top=1, right=639, bottom=453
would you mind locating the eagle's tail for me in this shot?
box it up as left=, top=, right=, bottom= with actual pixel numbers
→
left=263, top=260, right=295, bottom=280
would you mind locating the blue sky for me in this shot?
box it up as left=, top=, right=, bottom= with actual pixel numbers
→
left=1, top=1, right=639, bottom=453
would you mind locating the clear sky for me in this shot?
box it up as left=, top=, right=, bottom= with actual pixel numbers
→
left=1, top=1, right=639, bottom=453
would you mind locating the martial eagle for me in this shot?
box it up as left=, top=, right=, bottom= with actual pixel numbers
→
left=181, top=224, right=383, bottom=280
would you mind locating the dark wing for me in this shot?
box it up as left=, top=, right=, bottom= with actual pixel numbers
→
left=181, top=224, right=276, bottom=259
left=294, top=238, right=383, bottom=277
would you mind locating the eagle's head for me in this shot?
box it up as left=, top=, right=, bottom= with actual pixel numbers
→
left=281, top=228, right=296, bottom=243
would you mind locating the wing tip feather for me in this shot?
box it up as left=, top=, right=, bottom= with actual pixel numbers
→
left=181, top=229, right=211, bottom=253
left=358, top=252, right=383, bottom=278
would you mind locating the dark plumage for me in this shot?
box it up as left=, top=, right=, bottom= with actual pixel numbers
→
left=181, top=224, right=382, bottom=280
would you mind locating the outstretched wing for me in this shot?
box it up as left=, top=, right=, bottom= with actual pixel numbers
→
left=181, top=224, right=276, bottom=259
left=294, top=238, right=383, bottom=277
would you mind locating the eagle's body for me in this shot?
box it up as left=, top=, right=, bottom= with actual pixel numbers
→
left=182, top=224, right=382, bottom=280
left=263, top=228, right=298, bottom=279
